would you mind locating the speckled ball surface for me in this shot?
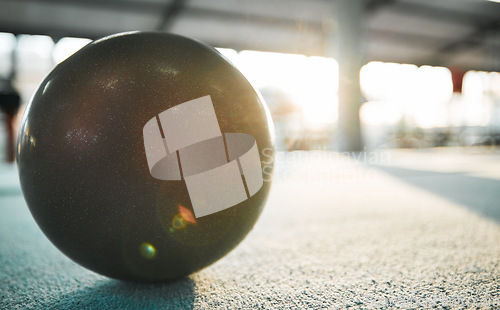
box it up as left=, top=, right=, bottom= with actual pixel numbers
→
left=17, top=31, right=274, bottom=282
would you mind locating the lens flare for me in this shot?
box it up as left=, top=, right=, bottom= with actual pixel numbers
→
left=179, top=205, right=196, bottom=224
left=170, top=205, right=197, bottom=231
left=171, top=214, right=187, bottom=230
left=139, top=242, right=156, bottom=259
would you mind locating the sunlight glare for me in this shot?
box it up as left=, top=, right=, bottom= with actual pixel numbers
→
left=360, top=62, right=453, bottom=128
left=53, top=37, right=92, bottom=64
left=235, top=50, right=338, bottom=128
left=0, top=32, right=16, bottom=78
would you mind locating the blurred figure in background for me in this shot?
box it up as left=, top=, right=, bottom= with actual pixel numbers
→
left=0, top=79, right=20, bottom=163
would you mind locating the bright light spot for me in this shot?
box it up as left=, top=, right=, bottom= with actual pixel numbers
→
left=361, top=62, right=418, bottom=102
left=412, top=66, right=453, bottom=128
left=297, top=56, right=338, bottom=127
left=360, top=101, right=402, bottom=126
left=139, top=242, right=156, bottom=259
left=171, top=214, right=187, bottom=230
left=360, top=62, right=453, bottom=128
left=53, top=37, right=92, bottom=64
left=490, top=72, right=500, bottom=98
left=228, top=50, right=338, bottom=129
left=216, top=47, right=238, bottom=65
left=237, top=50, right=308, bottom=91
left=16, top=35, right=54, bottom=76
left=0, top=32, right=16, bottom=53
left=0, top=32, right=16, bottom=77
left=461, top=70, right=498, bottom=126
left=178, top=205, right=196, bottom=224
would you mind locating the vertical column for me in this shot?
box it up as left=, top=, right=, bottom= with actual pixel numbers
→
left=326, top=0, right=366, bottom=152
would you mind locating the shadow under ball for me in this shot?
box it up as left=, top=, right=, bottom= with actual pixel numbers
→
left=17, top=32, right=274, bottom=282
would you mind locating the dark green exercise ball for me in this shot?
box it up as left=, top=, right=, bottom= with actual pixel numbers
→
left=17, top=31, right=274, bottom=282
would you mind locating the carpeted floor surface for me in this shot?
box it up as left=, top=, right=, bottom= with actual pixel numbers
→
left=1, top=148, right=499, bottom=309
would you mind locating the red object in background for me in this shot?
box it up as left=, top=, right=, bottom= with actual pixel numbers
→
left=450, top=67, right=465, bottom=93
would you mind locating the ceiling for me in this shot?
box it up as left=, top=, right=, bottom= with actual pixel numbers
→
left=1, top=0, right=499, bottom=72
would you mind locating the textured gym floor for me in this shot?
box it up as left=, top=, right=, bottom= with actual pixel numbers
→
left=1, top=148, right=499, bottom=309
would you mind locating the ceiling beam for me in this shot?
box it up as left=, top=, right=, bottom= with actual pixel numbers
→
left=4, top=0, right=499, bottom=30
left=365, top=0, right=396, bottom=13
left=379, top=0, right=500, bottom=26
left=368, top=28, right=449, bottom=47
left=423, top=20, right=500, bottom=68
left=0, top=0, right=166, bottom=13
left=438, top=21, right=500, bottom=53
left=156, top=0, right=187, bottom=31
left=0, top=23, right=106, bottom=41
left=0, top=0, right=325, bottom=33
left=181, top=7, right=323, bottom=33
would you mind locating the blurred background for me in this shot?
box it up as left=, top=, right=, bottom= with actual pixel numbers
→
left=1, top=0, right=500, bottom=157
left=1, top=1, right=500, bottom=308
